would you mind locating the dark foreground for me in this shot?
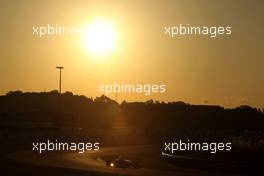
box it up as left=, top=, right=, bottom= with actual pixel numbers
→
left=2, top=146, right=263, bottom=176
left=1, top=160, right=121, bottom=176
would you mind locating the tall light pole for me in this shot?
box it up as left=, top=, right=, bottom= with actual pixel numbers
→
left=56, top=66, right=64, bottom=94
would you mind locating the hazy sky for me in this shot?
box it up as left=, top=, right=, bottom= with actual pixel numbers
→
left=1, top=0, right=263, bottom=108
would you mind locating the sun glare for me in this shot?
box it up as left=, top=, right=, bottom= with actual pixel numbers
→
left=82, top=20, right=117, bottom=59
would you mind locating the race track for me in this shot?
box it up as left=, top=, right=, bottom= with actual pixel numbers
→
left=7, top=145, right=244, bottom=176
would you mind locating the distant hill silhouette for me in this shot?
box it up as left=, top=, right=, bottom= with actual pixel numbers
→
left=0, top=90, right=263, bottom=131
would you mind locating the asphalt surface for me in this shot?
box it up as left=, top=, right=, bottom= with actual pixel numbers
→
left=6, top=145, right=250, bottom=176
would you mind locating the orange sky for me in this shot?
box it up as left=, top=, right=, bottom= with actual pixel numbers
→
left=0, top=0, right=263, bottom=108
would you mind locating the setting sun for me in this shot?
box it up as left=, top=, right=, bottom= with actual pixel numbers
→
left=82, top=20, right=117, bottom=59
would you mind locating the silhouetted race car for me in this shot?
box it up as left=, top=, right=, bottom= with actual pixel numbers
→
left=106, top=157, right=139, bottom=169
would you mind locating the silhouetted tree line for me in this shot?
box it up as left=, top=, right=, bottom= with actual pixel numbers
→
left=0, top=90, right=263, bottom=131
left=121, top=102, right=264, bottom=130
left=0, top=90, right=117, bottom=130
